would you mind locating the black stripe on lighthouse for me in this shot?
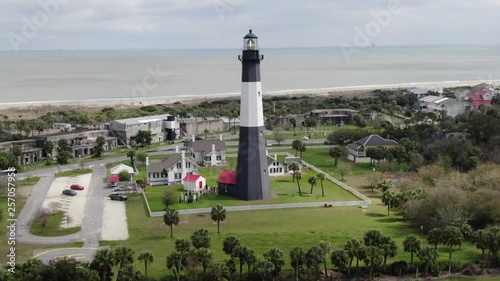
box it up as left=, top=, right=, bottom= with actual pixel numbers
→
left=241, top=50, right=261, bottom=82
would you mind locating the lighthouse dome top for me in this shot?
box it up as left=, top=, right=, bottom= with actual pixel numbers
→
left=244, top=29, right=258, bottom=39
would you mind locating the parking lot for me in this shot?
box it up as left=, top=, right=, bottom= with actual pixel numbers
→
left=101, top=198, right=129, bottom=241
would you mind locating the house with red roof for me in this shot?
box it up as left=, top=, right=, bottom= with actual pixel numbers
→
left=183, top=174, right=206, bottom=192
left=217, top=170, right=237, bottom=196
left=467, top=90, right=493, bottom=108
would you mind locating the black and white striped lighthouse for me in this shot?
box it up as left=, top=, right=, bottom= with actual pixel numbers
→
left=235, top=30, right=271, bottom=201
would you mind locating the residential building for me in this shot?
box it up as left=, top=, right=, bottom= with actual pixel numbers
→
left=307, top=109, right=358, bottom=125
left=267, top=153, right=285, bottom=177
left=52, top=123, right=72, bottom=131
left=347, top=134, right=398, bottom=163
left=419, top=96, right=469, bottom=117
left=42, top=130, right=117, bottom=158
left=0, top=139, right=43, bottom=165
left=146, top=151, right=199, bottom=186
left=183, top=174, right=206, bottom=192
left=190, top=139, right=226, bottom=166
left=109, top=114, right=178, bottom=146
left=110, top=164, right=136, bottom=177
left=284, top=156, right=303, bottom=174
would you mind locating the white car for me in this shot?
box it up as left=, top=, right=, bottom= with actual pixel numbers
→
left=300, top=136, right=309, bottom=140
left=113, top=185, right=132, bottom=192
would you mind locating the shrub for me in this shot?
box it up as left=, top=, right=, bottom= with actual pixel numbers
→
left=118, top=170, right=131, bottom=181
left=389, top=261, right=408, bottom=276
left=461, top=263, right=483, bottom=276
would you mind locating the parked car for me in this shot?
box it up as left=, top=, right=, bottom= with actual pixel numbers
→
left=70, top=184, right=84, bottom=190
left=62, top=189, right=77, bottom=196
left=300, top=136, right=309, bottom=140
left=324, top=140, right=334, bottom=145
left=113, top=185, right=132, bottom=192
left=109, top=193, right=128, bottom=201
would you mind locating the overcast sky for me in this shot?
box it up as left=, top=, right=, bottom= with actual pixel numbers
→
left=1, top=0, right=500, bottom=51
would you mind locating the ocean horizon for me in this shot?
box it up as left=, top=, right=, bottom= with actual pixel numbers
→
left=1, top=45, right=500, bottom=106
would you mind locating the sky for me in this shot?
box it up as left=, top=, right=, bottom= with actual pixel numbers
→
left=1, top=0, right=500, bottom=51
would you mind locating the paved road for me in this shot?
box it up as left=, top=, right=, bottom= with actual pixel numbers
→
left=80, top=166, right=108, bottom=247
left=33, top=247, right=106, bottom=264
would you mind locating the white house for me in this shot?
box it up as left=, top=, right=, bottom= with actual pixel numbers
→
left=110, top=163, right=137, bottom=177
left=419, top=96, right=469, bottom=118
left=191, top=139, right=226, bottom=166
left=267, top=154, right=286, bottom=177
left=146, top=150, right=199, bottom=186
left=183, top=174, right=206, bottom=192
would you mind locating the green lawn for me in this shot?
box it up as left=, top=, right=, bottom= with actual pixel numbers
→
left=30, top=211, right=81, bottom=237
left=101, top=194, right=484, bottom=279
left=16, top=176, right=41, bottom=186
left=55, top=169, right=92, bottom=177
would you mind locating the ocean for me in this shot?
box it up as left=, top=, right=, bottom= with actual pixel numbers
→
left=0, top=46, right=499, bottom=107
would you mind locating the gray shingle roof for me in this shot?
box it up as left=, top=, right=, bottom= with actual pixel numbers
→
left=348, top=134, right=398, bottom=150
left=266, top=155, right=275, bottom=166
left=285, top=157, right=302, bottom=165
left=192, top=140, right=226, bottom=156
left=147, top=154, right=198, bottom=173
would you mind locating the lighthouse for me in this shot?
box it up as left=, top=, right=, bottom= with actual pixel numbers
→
left=235, top=30, right=271, bottom=201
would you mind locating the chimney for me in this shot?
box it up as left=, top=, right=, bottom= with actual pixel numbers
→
left=146, top=157, right=149, bottom=166
left=274, top=154, right=277, bottom=160
left=175, top=146, right=179, bottom=154
left=191, top=135, right=195, bottom=142
left=219, top=134, right=223, bottom=141
left=212, top=144, right=216, bottom=151
left=181, top=151, right=186, bottom=184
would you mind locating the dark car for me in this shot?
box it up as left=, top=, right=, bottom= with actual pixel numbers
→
left=62, top=189, right=77, bottom=196
left=194, top=136, right=204, bottom=140
left=109, top=193, right=128, bottom=201
left=70, top=184, right=85, bottom=190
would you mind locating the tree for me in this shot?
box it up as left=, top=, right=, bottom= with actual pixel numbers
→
left=318, top=241, right=331, bottom=279
left=428, top=228, right=443, bottom=250
left=207, top=263, right=229, bottom=281
left=263, top=248, right=285, bottom=281
left=194, top=247, right=214, bottom=274
left=253, top=259, right=274, bottom=281
left=113, top=247, right=134, bottom=270
left=330, top=249, right=349, bottom=281
left=294, top=168, right=302, bottom=196
left=162, top=190, right=176, bottom=210
left=126, top=150, right=135, bottom=166
left=417, top=246, right=439, bottom=277
left=0, top=157, right=8, bottom=170
left=204, top=128, right=210, bottom=140
left=56, top=150, right=72, bottom=164
left=191, top=228, right=211, bottom=249
left=90, top=249, right=115, bottom=281
left=367, top=171, right=384, bottom=192
left=174, top=239, right=191, bottom=281
left=362, top=246, right=382, bottom=280
left=297, top=141, right=307, bottom=159
left=137, top=251, right=154, bottom=278
left=163, top=208, right=180, bottom=238
left=336, top=162, right=352, bottom=181
left=135, top=130, right=152, bottom=147
left=11, top=145, right=22, bottom=164
left=167, top=252, right=184, bottom=280
left=291, top=140, right=302, bottom=156
left=42, top=140, right=54, bottom=164
left=223, top=235, right=241, bottom=255
left=136, top=152, right=147, bottom=166
left=211, top=204, right=226, bottom=234
left=473, top=229, right=490, bottom=263
left=380, top=236, right=398, bottom=271
left=290, top=117, right=297, bottom=135
left=308, top=176, right=317, bottom=194
left=377, top=180, right=391, bottom=193
left=364, top=230, right=384, bottom=247
left=316, top=172, right=326, bottom=197
left=441, top=225, right=463, bottom=275
left=304, top=117, right=317, bottom=128
left=118, top=170, right=130, bottom=181
left=289, top=246, right=305, bottom=281
left=232, top=245, right=252, bottom=281
left=353, top=114, right=367, bottom=129
left=93, top=136, right=106, bottom=158
left=390, top=145, right=407, bottom=165
left=329, top=146, right=347, bottom=167
left=344, top=238, right=364, bottom=274
left=116, top=264, right=141, bottom=281
left=305, top=246, right=323, bottom=280
left=403, top=235, right=421, bottom=268
left=381, top=190, right=395, bottom=216
left=272, top=128, right=285, bottom=146
left=183, top=139, right=193, bottom=151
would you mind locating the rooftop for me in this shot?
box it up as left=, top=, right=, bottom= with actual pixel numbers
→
left=113, top=114, right=172, bottom=125
left=192, top=140, right=226, bottom=155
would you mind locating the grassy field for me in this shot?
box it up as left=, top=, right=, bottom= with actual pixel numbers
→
left=30, top=211, right=81, bottom=236
left=101, top=191, right=483, bottom=279
left=16, top=176, right=41, bottom=186
left=55, top=169, right=93, bottom=177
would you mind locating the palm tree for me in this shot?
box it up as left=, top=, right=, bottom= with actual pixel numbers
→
left=298, top=141, right=306, bottom=159
left=191, top=228, right=211, bottom=249
left=253, top=259, right=273, bottom=281
left=330, top=249, right=349, bottom=281
left=318, top=241, right=331, bottom=279
left=11, top=145, right=22, bottom=165
left=344, top=238, right=362, bottom=274
left=163, top=208, right=180, bottom=238
left=364, top=229, right=384, bottom=247
left=0, top=157, right=9, bottom=170
left=263, top=248, right=284, bottom=281
left=167, top=252, right=184, bottom=280
left=316, top=172, right=326, bottom=197
left=175, top=239, right=191, bottom=281
left=113, top=246, right=134, bottom=269
left=473, top=229, right=490, bottom=263
left=417, top=246, right=439, bottom=277
left=223, top=235, right=241, bottom=255
left=294, top=172, right=302, bottom=196
left=208, top=263, right=229, bottom=281
left=441, top=225, right=463, bottom=275
left=211, top=205, right=226, bottom=234
left=117, top=264, right=141, bottom=281
left=403, top=235, right=421, bottom=268
left=90, top=249, right=115, bottom=281
left=381, top=190, right=395, bottom=216
left=288, top=162, right=300, bottom=182
left=329, top=146, right=345, bottom=167
left=291, top=140, right=301, bottom=156
left=232, top=245, right=251, bottom=281
left=183, top=139, right=193, bottom=151
left=308, top=176, right=317, bottom=194
left=289, top=246, right=305, bottom=281
left=204, top=129, right=210, bottom=139
left=380, top=236, right=398, bottom=271
left=126, top=150, right=135, bottom=166
left=42, top=140, right=54, bottom=164
left=194, top=247, right=214, bottom=274
left=137, top=251, right=154, bottom=277
left=363, top=246, right=383, bottom=280
left=428, top=228, right=443, bottom=250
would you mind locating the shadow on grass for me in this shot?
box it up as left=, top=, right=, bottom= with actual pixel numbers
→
left=365, top=213, right=385, bottom=218
left=376, top=217, right=403, bottom=223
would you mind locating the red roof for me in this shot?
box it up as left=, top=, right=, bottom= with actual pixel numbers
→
left=217, top=170, right=236, bottom=185
left=109, top=175, right=119, bottom=183
left=183, top=174, right=202, bottom=182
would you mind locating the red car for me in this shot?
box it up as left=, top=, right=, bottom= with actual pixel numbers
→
left=70, top=184, right=85, bottom=191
